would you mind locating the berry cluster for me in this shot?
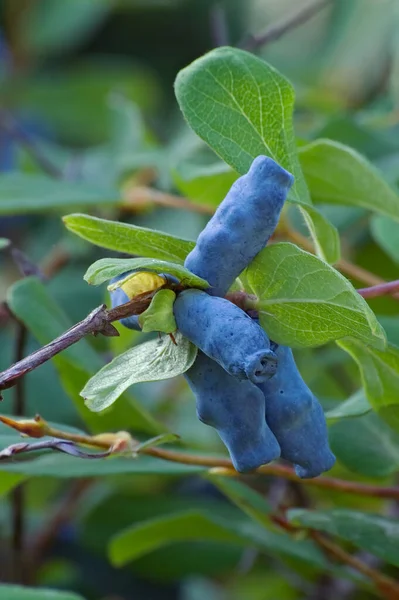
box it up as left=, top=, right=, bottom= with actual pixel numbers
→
left=110, top=156, right=336, bottom=478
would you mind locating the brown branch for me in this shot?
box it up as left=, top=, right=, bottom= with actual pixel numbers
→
left=2, top=260, right=398, bottom=397
left=239, top=0, right=333, bottom=52
left=0, top=292, right=155, bottom=395
left=272, top=514, right=399, bottom=599
left=3, top=416, right=398, bottom=502
left=357, top=279, right=399, bottom=299
left=122, top=185, right=214, bottom=216
left=145, top=448, right=399, bottom=500
left=310, top=531, right=399, bottom=599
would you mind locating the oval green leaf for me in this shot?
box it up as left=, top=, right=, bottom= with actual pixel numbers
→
left=174, top=46, right=339, bottom=263
left=247, top=242, right=386, bottom=349
left=300, top=139, right=399, bottom=220
left=63, top=213, right=195, bottom=263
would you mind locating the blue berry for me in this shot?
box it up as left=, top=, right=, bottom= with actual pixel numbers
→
left=174, top=289, right=277, bottom=383
left=185, top=350, right=281, bottom=472
left=258, top=345, right=336, bottom=478
left=184, top=156, right=294, bottom=296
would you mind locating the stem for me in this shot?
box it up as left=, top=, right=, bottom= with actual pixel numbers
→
left=357, top=279, right=399, bottom=299
left=144, top=448, right=399, bottom=500
left=2, top=419, right=399, bottom=502
left=239, top=0, right=332, bottom=52
left=122, top=186, right=214, bottom=216
left=273, top=514, right=399, bottom=599
left=0, top=292, right=155, bottom=394
left=310, top=531, right=399, bottom=599
left=2, top=261, right=398, bottom=395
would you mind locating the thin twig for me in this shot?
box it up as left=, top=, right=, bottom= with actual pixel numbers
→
left=2, top=417, right=398, bottom=501
left=357, top=279, right=399, bottom=299
left=122, top=186, right=214, bottom=216
left=0, top=108, right=63, bottom=179
left=0, top=290, right=161, bottom=394
left=145, top=448, right=399, bottom=500
left=272, top=514, right=399, bottom=599
left=310, top=531, right=399, bottom=599
left=239, top=0, right=333, bottom=52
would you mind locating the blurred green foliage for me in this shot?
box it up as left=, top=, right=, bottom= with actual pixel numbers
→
left=1, top=1, right=399, bottom=599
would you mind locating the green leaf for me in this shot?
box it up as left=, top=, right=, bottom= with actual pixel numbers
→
left=370, top=215, right=399, bottom=265
left=0, top=452, right=204, bottom=479
left=109, top=510, right=243, bottom=567
left=288, top=509, right=399, bottom=567
left=173, top=160, right=238, bottom=207
left=338, top=339, right=399, bottom=431
left=0, top=174, right=120, bottom=215
left=63, top=214, right=194, bottom=263
left=247, top=243, right=386, bottom=349
left=0, top=585, right=86, bottom=600
left=84, top=257, right=208, bottom=289
left=326, top=389, right=371, bottom=420
left=7, top=277, right=164, bottom=435
left=175, top=46, right=308, bottom=205
left=299, top=139, right=399, bottom=220
left=138, top=290, right=177, bottom=334
left=109, top=509, right=326, bottom=568
left=81, top=332, right=198, bottom=412
left=174, top=46, right=339, bottom=263
left=329, top=412, right=399, bottom=477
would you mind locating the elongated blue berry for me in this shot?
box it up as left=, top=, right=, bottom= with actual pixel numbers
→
left=258, top=345, right=336, bottom=478
left=185, top=351, right=280, bottom=472
left=174, top=289, right=277, bottom=383
left=184, top=156, right=294, bottom=296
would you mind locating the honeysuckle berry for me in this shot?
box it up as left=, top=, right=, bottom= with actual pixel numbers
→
left=174, top=289, right=277, bottom=384
left=185, top=350, right=281, bottom=473
left=184, top=156, right=294, bottom=296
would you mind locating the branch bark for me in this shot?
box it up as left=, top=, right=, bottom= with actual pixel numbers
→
left=239, top=0, right=333, bottom=52
left=1, top=417, right=399, bottom=502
